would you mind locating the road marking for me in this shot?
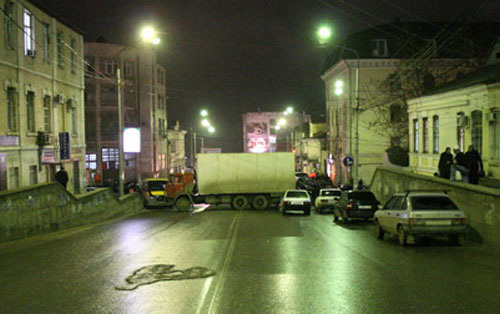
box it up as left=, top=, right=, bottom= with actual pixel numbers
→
left=196, top=211, right=242, bottom=314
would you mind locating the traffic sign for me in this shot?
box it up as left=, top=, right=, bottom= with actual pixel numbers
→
left=343, top=156, right=354, bottom=167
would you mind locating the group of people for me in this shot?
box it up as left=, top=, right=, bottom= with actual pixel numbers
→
left=438, top=145, right=484, bottom=184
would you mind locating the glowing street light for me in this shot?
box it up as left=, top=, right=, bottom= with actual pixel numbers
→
left=208, top=126, right=215, bottom=133
left=335, top=80, right=344, bottom=95
left=276, top=125, right=281, bottom=130
left=141, top=26, right=156, bottom=41
left=201, top=119, right=211, bottom=127
left=284, top=106, right=293, bottom=115
left=200, top=109, right=208, bottom=117
left=278, top=118, right=287, bottom=126
left=151, top=37, right=161, bottom=45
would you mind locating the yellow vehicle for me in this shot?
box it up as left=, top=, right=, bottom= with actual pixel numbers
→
left=141, top=173, right=195, bottom=210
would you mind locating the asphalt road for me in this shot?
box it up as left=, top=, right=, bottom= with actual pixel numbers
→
left=0, top=208, right=499, bottom=313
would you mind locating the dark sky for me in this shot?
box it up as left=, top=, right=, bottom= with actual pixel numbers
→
left=34, top=0, right=500, bottom=152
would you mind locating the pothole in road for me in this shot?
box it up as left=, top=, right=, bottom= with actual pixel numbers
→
left=116, top=264, right=216, bottom=291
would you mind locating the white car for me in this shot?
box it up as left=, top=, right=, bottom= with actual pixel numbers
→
left=374, top=191, right=467, bottom=246
left=280, top=189, right=311, bottom=215
left=315, top=188, right=342, bottom=213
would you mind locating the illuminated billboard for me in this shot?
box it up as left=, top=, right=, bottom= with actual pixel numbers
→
left=246, top=122, right=269, bottom=153
left=123, top=128, right=141, bottom=153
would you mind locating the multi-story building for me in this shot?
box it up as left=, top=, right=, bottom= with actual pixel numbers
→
left=408, top=43, right=500, bottom=180
left=0, top=0, right=85, bottom=193
left=84, top=42, right=168, bottom=185
left=242, top=111, right=308, bottom=153
left=167, top=121, right=187, bottom=174
left=321, top=22, right=500, bottom=186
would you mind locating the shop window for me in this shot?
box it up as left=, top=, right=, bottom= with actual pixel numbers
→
left=85, top=154, right=97, bottom=170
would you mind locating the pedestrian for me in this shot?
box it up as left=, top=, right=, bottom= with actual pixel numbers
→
left=451, top=146, right=469, bottom=183
left=55, top=164, right=69, bottom=188
left=357, top=179, right=364, bottom=190
left=464, top=145, right=484, bottom=185
left=438, top=147, right=453, bottom=179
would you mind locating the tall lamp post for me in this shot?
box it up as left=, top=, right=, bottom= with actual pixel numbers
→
left=317, top=25, right=361, bottom=188
left=192, top=110, right=215, bottom=167
left=116, top=27, right=161, bottom=196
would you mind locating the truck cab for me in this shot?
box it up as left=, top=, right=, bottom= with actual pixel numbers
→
left=141, top=173, right=195, bottom=210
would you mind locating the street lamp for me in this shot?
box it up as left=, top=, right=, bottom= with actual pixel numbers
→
left=200, top=109, right=208, bottom=117
left=317, top=25, right=360, bottom=188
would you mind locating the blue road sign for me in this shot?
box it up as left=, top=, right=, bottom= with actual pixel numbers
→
left=343, top=156, right=354, bottom=167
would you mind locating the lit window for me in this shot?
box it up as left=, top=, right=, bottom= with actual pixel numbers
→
left=23, top=10, right=35, bottom=56
left=85, top=154, right=97, bottom=170
left=413, top=118, right=419, bottom=153
left=433, top=116, right=439, bottom=154
left=102, top=148, right=119, bottom=169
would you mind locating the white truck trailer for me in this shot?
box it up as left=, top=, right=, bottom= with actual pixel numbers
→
left=196, top=152, right=295, bottom=209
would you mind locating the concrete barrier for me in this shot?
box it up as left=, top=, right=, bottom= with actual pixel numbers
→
left=0, top=183, right=144, bottom=243
left=370, top=167, right=500, bottom=250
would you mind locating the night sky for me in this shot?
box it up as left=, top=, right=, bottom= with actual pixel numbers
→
left=33, top=0, right=500, bottom=152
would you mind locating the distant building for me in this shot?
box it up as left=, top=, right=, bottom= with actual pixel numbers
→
left=408, top=42, right=500, bottom=180
left=167, top=121, right=187, bottom=174
left=0, top=0, right=85, bottom=193
left=242, top=111, right=308, bottom=153
left=84, top=42, right=168, bottom=184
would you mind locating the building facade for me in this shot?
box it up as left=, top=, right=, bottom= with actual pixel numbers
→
left=84, top=42, right=168, bottom=185
left=167, top=122, right=187, bottom=174
left=321, top=22, right=499, bottom=186
left=0, top=0, right=85, bottom=193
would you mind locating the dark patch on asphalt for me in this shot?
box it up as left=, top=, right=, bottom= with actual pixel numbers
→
left=116, top=264, right=216, bottom=290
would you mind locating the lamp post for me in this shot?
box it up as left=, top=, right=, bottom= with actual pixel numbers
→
left=317, top=25, right=360, bottom=188
left=192, top=110, right=215, bottom=166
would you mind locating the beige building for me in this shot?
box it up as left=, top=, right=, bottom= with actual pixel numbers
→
left=167, top=122, right=187, bottom=174
left=408, top=46, right=500, bottom=179
left=321, top=22, right=498, bottom=186
left=84, top=42, right=168, bottom=185
left=0, top=0, right=85, bottom=193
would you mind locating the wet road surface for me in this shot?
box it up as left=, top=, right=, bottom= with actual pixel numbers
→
left=0, top=208, right=499, bottom=313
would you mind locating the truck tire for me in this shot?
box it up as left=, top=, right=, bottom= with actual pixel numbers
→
left=175, top=196, right=191, bottom=211
left=252, top=195, right=269, bottom=210
left=232, top=195, right=248, bottom=210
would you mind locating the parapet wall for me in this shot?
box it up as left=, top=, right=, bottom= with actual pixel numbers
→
left=371, top=167, right=499, bottom=250
left=0, top=183, right=143, bottom=243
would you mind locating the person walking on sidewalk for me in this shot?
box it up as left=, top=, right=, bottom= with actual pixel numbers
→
left=438, top=147, right=453, bottom=179
left=465, top=145, right=484, bottom=185
left=451, top=146, right=469, bottom=183
left=55, top=164, right=69, bottom=188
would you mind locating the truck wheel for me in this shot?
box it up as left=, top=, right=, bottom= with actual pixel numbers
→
left=252, top=195, right=269, bottom=210
left=175, top=197, right=191, bottom=211
left=232, top=195, right=248, bottom=210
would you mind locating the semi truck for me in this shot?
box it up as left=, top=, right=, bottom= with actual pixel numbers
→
left=141, top=152, right=296, bottom=210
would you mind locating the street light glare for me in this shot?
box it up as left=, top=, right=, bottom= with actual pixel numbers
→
left=278, top=118, right=287, bottom=126
left=141, top=26, right=156, bottom=41
left=335, top=80, right=343, bottom=88
left=335, top=88, right=343, bottom=96
left=318, top=26, right=332, bottom=40
left=151, top=37, right=161, bottom=45
left=208, top=126, right=215, bottom=133
left=286, top=106, right=293, bottom=114
left=201, top=119, right=210, bottom=127
left=200, top=109, right=208, bottom=117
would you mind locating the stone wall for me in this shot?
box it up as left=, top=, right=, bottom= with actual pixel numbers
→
left=371, top=167, right=500, bottom=250
left=0, top=183, right=143, bottom=243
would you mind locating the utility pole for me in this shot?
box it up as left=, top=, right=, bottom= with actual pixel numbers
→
left=117, top=67, right=124, bottom=196
left=354, top=58, right=360, bottom=189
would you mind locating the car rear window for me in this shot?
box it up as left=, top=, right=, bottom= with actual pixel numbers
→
left=322, top=190, right=341, bottom=196
left=287, top=191, right=309, bottom=198
left=148, top=181, right=166, bottom=191
left=348, top=192, right=377, bottom=201
left=411, top=196, right=459, bottom=210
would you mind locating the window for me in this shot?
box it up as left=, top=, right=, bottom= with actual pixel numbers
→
left=42, top=23, right=50, bottom=63
left=471, top=110, right=482, bottom=154
left=171, top=139, right=176, bottom=153
left=102, top=148, right=119, bottom=169
left=270, top=119, right=276, bottom=126
left=104, top=60, right=117, bottom=74
left=23, top=10, right=35, bottom=56
left=4, top=1, right=15, bottom=50
left=43, top=95, right=51, bottom=132
left=71, top=108, right=77, bottom=135
left=124, top=61, right=134, bottom=76
left=422, top=117, right=428, bottom=153
left=490, top=111, right=500, bottom=160
left=432, top=116, right=439, bottom=154
left=70, top=38, right=76, bottom=73
left=411, top=196, right=458, bottom=210
left=26, top=91, right=35, bottom=132
left=7, top=87, right=18, bottom=132
left=270, top=128, right=276, bottom=135
left=85, top=154, right=97, bottom=170
left=8, top=166, right=19, bottom=189
left=29, top=165, right=37, bottom=185
left=370, top=39, right=387, bottom=57
left=413, top=118, right=419, bottom=152
left=457, top=112, right=465, bottom=152
left=57, top=31, right=64, bottom=68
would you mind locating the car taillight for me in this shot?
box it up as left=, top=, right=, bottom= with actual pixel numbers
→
left=346, top=202, right=353, bottom=210
left=452, top=218, right=467, bottom=225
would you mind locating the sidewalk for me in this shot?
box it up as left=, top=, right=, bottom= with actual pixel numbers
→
left=479, top=176, right=500, bottom=189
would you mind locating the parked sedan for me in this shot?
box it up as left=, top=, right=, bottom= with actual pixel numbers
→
left=280, top=189, right=311, bottom=215
left=333, top=190, right=379, bottom=222
left=315, top=188, right=342, bottom=213
left=374, top=191, right=467, bottom=246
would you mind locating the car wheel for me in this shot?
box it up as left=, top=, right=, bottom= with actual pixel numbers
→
left=398, top=226, right=407, bottom=246
left=375, top=220, right=384, bottom=240
left=449, top=234, right=465, bottom=246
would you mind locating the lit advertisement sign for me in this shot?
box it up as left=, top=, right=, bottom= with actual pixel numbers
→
left=123, top=128, right=141, bottom=153
left=246, top=122, right=268, bottom=153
